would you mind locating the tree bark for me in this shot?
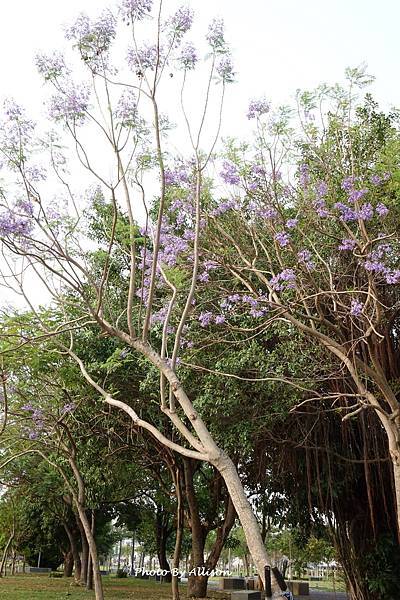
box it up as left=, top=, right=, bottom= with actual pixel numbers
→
left=76, top=514, right=89, bottom=584
left=130, top=534, right=135, bottom=576
left=213, top=453, right=281, bottom=598
left=86, top=510, right=95, bottom=591
left=63, top=520, right=82, bottom=582
left=155, top=506, right=172, bottom=583
left=64, top=550, right=74, bottom=577
left=0, top=530, right=14, bottom=578
left=171, top=468, right=184, bottom=600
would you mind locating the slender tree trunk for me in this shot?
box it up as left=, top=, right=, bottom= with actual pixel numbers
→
left=63, top=521, right=82, bottom=582
left=130, top=534, right=135, bottom=576
left=0, top=530, right=14, bottom=578
left=117, top=538, right=122, bottom=571
left=76, top=506, right=102, bottom=600
left=213, top=453, right=281, bottom=597
left=64, top=550, right=74, bottom=577
left=172, top=469, right=184, bottom=600
left=86, top=510, right=95, bottom=591
left=390, top=447, right=400, bottom=541
left=11, top=550, right=16, bottom=576
left=76, top=514, right=89, bottom=584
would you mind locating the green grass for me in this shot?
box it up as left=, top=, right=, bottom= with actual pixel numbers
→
left=0, top=574, right=229, bottom=600
left=310, top=577, right=346, bottom=593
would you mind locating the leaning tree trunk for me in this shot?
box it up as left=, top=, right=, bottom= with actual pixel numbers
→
left=213, top=452, right=281, bottom=597
left=0, top=529, right=14, bottom=578
left=64, top=550, right=74, bottom=577
left=76, top=506, right=103, bottom=600
left=171, top=468, right=184, bottom=600
left=76, top=516, right=89, bottom=584
left=63, top=521, right=82, bottom=582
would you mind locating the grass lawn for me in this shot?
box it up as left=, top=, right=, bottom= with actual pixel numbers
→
left=0, top=574, right=231, bottom=600
left=310, top=577, right=347, bottom=593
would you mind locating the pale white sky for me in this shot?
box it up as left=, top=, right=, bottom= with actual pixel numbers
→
left=1, top=0, right=399, bottom=120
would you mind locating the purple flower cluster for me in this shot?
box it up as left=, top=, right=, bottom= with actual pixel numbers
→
left=0, top=206, right=34, bottom=238
left=216, top=55, right=235, bottom=82
left=363, top=243, right=400, bottom=283
left=119, top=0, right=153, bottom=22
left=274, top=231, right=290, bottom=247
left=348, top=188, right=368, bottom=203
left=165, top=165, right=190, bottom=186
left=22, top=405, right=45, bottom=439
left=206, top=18, right=225, bottom=50
left=35, top=52, right=70, bottom=80
left=167, top=6, right=194, bottom=37
left=376, top=203, right=389, bottom=217
left=127, top=43, right=163, bottom=71
left=211, top=198, right=236, bottom=216
left=286, top=218, right=298, bottom=229
left=350, top=299, right=363, bottom=317
left=115, top=89, right=138, bottom=125
left=61, top=402, right=76, bottom=415
left=49, top=84, right=90, bottom=123
left=341, top=175, right=357, bottom=192
left=247, top=97, right=270, bottom=120
left=358, top=202, right=373, bottom=221
left=220, top=160, right=240, bottom=185
left=199, top=311, right=213, bottom=327
left=338, top=238, right=356, bottom=251
left=333, top=202, right=357, bottom=222
left=299, top=164, right=310, bottom=188
left=178, top=42, right=198, bottom=70
left=297, top=249, right=315, bottom=270
left=269, top=268, right=296, bottom=291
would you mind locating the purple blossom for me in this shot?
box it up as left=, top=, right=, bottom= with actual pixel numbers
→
left=220, top=160, right=240, bottom=185
left=247, top=97, right=270, bottom=120
left=35, top=52, right=70, bottom=80
left=178, top=42, right=198, bottom=70
left=21, top=404, right=34, bottom=412
left=119, top=0, right=153, bottom=22
left=350, top=299, right=363, bottom=316
left=376, top=203, right=389, bottom=218
left=206, top=18, right=225, bottom=50
left=167, top=6, right=194, bottom=36
left=199, top=311, right=213, bottom=327
left=49, top=84, right=90, bottom=123
left=299, top=164, right=309, bottom=188
left=297, top=249, right=315, bottom=270
left=341, top=175, right=357, bottom=192
left=228, top=293, right=241, bottom=303
left=0, top=210, right=34, bottom=238
left=216, top=55, right=235, bottom=82
left=357, top=202, right=373, bottom=221
left=286, top=218, right=298, bottom=229
left=215, top=314, right=226, bottom=325
left=165, top=166, right=189, bottom=186
left=198, top=271, right=210, bottom=283
left=348, top=188, right=368, bottom=203
left=115, top=89, right=138, bottom=125
left=274, top=231, right=290, bottom=247
left=385, top=270, right=400, bottom=284
left=269, top=268, right=296, bottom=291
left=211, top=198, right=236, bottom=216
left=334, top=202, right=357, bottom=222
left=127, top=43, right=163, bottom=71
left=61, top=402, right=76, bottom=415
left=338, top=238, right=357, bottom=251
left=370, top=174, right=382, bottom=185
left=316, top=181, right=328, bottom=198
left=64, top=13, right=91, bottom=40
left=314, top=199, right=329, bottom=218
left=28, top=430, right=39, bottom=440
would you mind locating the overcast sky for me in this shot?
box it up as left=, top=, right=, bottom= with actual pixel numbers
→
left=1, top=0, right=399, bottom=117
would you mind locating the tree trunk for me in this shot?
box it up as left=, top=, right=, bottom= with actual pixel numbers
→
left=117, top=538, right=122, bottom=571
left=213, top=453, right=281, bottom=597
left=64, top=550, right=74, bottom=577
left=187, top=575, right=208, bottom=598
left=172, top=468, right=184, bottom=600
left=156, top=507, right=172, bottom=583
left=76, top=514, right=89, bottom=584
left=76, top=506, right=103, bottom=600
left=63, top=520, right=82, bottom=582
left=390, top=447, right=400, bottom=542
left=130, top=534, right=135, bottom=576
left=86, top=510, right=95, bottom=591
left=0, top=530, right=14, bottom=578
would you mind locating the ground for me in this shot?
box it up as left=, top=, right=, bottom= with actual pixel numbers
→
left=0, top=574, right=348, bottom=600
